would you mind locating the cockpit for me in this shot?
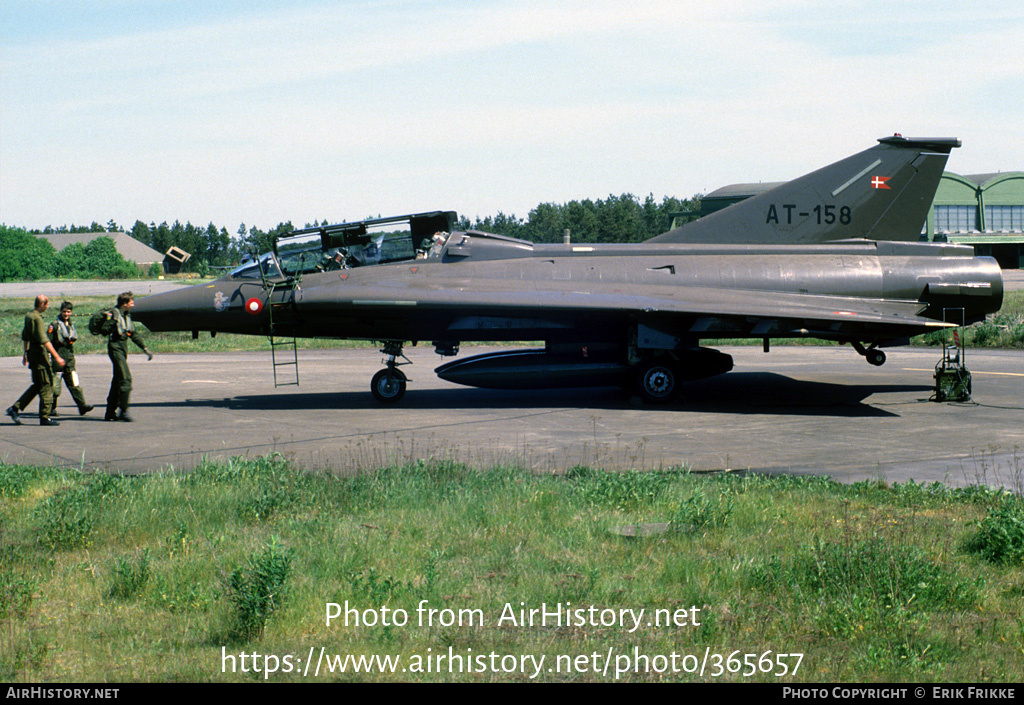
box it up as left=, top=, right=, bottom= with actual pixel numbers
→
left=229, top=251, right=282, bottom=280
left=231, top=211, right=459, bottom=281
left=226, top=210, right=540, bottom=282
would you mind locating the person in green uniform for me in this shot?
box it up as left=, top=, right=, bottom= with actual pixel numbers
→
left=104, top=291, right=152, bottom=422
left=6, top=295, right=65, bottom=426
left=48, top=301, right=94, bottom=416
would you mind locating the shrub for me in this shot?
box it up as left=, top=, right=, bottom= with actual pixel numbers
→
left=82, top=237, right=138, bottom=279
left=1010, top=323, right=1024, bottom=348
left=52, top=242, right=89, bottom=278
left=969, top=322, right=1000, bottom=347
left=0, top=227, right=57, bottom=281
left=0, top=228, right=141, bottom=280
left=223, top=538, right=292, bottom=641
left=964, top=499, right=1024, bottom=566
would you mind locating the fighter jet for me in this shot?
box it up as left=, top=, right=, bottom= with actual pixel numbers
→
left=133, top=135, right=1003, bottom=404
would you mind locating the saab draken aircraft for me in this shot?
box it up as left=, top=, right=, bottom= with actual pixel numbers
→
left=133, top=135, right=1003, bottom=404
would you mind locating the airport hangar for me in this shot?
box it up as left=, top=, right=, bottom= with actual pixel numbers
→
left=672, top=170, right=1024, bottom=270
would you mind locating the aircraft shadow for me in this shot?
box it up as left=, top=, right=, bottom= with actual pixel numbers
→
left=137, top=372, right=932, bottom=418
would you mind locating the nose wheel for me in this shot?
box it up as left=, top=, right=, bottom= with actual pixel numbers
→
left=371, top=367, right=407, bottom=403
left=372, top=340, right=410, bottom=403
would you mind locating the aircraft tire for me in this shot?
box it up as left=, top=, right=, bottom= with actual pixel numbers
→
left=635, top=358, right=679, bottom=404
left=371, top=368, right=407, bottom=403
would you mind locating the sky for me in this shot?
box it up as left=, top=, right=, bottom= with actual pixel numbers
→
left=2, top=0, right=1023, bottom=233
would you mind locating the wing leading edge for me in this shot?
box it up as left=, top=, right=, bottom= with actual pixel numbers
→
left=300, top=279, right=949, bottom=340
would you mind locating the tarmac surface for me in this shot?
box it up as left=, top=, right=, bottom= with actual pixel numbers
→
left=0, top=279, right=194, bottom=298
left=2, top=345, right=1022, bottom=490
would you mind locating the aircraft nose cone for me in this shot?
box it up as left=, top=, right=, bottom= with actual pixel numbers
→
left=133, top=281, right=268, bottom=335
left=133, top=285, right=206, bottom=332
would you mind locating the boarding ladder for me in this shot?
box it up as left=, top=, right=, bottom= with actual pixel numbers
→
left=260, top=269, right=301, bottom=388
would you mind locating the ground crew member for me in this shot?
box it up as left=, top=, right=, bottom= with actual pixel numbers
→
left=6, top=295, right=65, bottom=426
left=104, top=291, right=152, bottom=422
left=48, top=301, right=94, bottom=416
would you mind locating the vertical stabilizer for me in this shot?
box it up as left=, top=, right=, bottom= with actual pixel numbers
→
left=648, top=135, right=960, bottom=244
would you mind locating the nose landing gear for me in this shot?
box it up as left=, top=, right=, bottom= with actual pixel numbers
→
left=371, top=341, right=410, bottom=403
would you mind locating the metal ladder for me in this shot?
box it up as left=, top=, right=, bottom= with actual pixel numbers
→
left=269, top=332, right=299, bottom=387
left=261, top=271, right=301, bottom=388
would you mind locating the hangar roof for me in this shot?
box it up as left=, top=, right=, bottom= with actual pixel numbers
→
left=38, top=232, right=165, bottom=265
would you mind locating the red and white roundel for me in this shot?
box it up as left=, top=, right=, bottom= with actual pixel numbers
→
left=245, top=297, right=264, bottom=315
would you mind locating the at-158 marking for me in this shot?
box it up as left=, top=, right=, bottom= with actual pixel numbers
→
left=766, top=204, right=852, bottom=226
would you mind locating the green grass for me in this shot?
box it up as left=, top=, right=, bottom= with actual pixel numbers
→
left=1, top=457, right=1022, bottom=682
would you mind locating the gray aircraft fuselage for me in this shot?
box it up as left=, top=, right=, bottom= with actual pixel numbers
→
left=132, top=135, right=1005, bottom=403
left=138, top=237, right=1001, bottom=342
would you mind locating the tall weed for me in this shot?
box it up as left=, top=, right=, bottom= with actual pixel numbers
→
left=964, top=498, right=1024, bottom=566
left=0, top=546, right=35, bottom=619
left=673, top=488, right=733, bottom=530
left=749, top=538, right=980, bottom=638
left=106, top=550, right=151, bottom=601
left=35, top=487, right=95, bottom=550
left=223, top=537, right=293, bottom=641
left=565, top=466, right=676, bottom=510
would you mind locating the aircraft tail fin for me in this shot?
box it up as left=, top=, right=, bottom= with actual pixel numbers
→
left=648, top=135, right=960, bottom=245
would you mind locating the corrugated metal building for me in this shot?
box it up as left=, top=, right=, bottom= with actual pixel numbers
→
left=926, top=172, right=1024, bottom=269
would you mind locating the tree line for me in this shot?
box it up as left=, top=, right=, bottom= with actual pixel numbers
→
left=6, top=192, right=700, bottom=279
left=457, top=193, right=700, bottom=244
left=0, top=227, right=143, bottom=282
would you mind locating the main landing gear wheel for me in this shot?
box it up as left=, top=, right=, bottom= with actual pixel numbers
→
left=371, top=368, right=407, bottom=403
left=852, top=341, right=887, bottom=367
left=636, top=359, right=679, bottom=404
